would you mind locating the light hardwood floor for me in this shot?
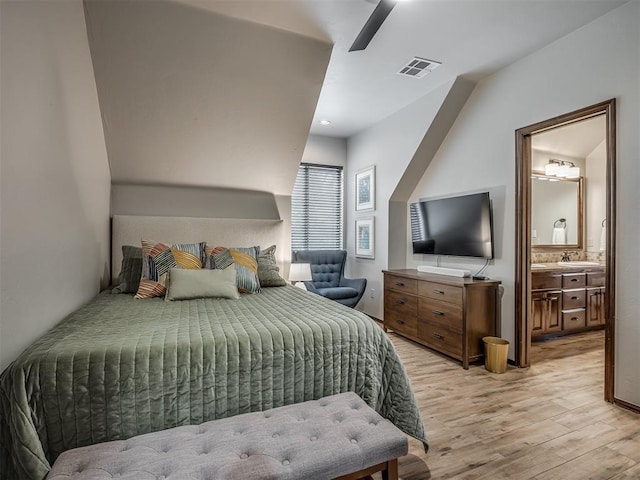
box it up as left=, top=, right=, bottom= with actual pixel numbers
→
left=380, top=330, right=640, bottom=480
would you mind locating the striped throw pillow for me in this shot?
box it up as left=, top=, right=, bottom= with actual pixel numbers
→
left=135, top=240, right=206, bottom=299
left=206, top=246, right=261, bottom=294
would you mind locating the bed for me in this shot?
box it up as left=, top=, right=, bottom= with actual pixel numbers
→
left=0, top=216, right=427, bottom=480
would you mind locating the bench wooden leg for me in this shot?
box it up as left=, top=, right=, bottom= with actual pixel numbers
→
left=382, top=458, right=398, bottom=480
left=333, top=458, right=400, bottom=480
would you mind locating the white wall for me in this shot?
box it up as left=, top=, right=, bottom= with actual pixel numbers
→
left=0, top=1, right=111, bottom=370
left=406, top=2, right=639, bottom=405
left=585, top=140, right=607, bottom=252
left=84, top=0, right=331, bottom=197
left=345, top=79, right=459, bottom=317
left=302, top=135, right=347, bottom=167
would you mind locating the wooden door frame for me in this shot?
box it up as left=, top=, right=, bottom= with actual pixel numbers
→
left=515, top=99, right=616, bottom=402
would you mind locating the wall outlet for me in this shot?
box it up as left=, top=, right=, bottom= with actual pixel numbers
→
left=587, top=237, right=594, bottom=247
left=369, top=288, right=375, bottom=299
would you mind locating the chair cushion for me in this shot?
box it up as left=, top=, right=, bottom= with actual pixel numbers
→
left=311, top=264, right=342, bottom=288
left=317, top=286, right=359, bottom=300
left=292, top=250, right=346, bottom=288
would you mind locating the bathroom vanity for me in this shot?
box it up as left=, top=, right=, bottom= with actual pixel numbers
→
left=530, top=263, right=605, bottom=338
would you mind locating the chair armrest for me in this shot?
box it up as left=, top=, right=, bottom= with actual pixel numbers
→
left=303, top=282, right=320, bottom=294
left=340, top=277, right=367, bottom=294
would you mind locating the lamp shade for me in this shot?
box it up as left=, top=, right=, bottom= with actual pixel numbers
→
left=556, top=163, right=570, bottom=177
left=544, top=161, right=559, bottom=176
left=289, top=263, right=312, bottom=283
left=566, top=165, right=580, bottom=179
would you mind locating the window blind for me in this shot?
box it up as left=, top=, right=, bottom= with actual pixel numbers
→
left=292, top=163, right=343, bottom=250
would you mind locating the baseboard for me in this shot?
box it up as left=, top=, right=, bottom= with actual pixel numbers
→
left=614, top=397, right=640, bottom=414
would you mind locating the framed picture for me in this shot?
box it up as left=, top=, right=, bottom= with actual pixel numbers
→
left=356, top=166, right=375, bottom=211
left=355, top=217, right=375, bottom=259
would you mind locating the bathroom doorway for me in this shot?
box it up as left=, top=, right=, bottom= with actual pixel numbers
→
left=515, top=99, right=616, bottom=402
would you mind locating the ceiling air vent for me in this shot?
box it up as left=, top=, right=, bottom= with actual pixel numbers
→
left=397, top=57, right=441, bottom=78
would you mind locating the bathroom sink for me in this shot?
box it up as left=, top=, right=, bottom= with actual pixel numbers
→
left=557, top=261, right=601, bottom=266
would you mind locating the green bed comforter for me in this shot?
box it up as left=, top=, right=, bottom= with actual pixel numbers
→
left=0, top=286, right=427, bottom=480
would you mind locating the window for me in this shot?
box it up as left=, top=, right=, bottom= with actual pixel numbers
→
left=292, top=163, right=343, bottom=250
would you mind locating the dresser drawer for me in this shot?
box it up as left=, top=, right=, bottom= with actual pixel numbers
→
left=531, top=273, right=562, bottom=290
left=562, top=273, right=586, bottom=288
left=562, top=289, right=586, bottom=309
left=418, top=298, right=462, bottom=332
left=384, top=310, right=418, bottom=337
left=418, top=320, right=463, bottom=359
left=418, top=281, right=463, bottom=305
left=384, top=274, right=418, bottom=295
left=563, top=309, right=586, bottom=330
left=385, top=289, right=418, bottom=318
left=587, top=271, right=605, bottom=287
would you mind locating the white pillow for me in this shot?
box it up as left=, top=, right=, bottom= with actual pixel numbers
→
left=165, top=268, right=240, bottom=301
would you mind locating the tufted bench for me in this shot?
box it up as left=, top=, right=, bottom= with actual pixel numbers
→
left=47, top=392, right=408, bottom=480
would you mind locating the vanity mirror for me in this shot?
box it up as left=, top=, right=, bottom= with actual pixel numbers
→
left=531, top=172, right=583, bottom=248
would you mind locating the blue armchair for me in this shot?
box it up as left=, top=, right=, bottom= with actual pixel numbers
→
left=292, top=250, right=367, bottom=308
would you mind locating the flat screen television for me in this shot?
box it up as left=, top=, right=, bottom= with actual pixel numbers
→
left=410, top=192, right=494, bottom=259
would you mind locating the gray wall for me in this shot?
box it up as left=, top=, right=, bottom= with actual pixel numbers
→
left=345, top=79, right=459, bottom=316
left=407, top=2, right=639, bottom=404
left=111, top=184, right=281, bottom=220
left=84, top=0, right=331, bottom=197
left=110, top=134, right=345, bottom=243
left=302, top=135, right=347, bottom=167
left=0, top=0, right=111, bottom=371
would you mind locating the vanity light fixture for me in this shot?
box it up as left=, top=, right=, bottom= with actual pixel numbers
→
left=544, top=159, right=561, bottom=176
left=543, top=159, right=580, bottom=179
left=566, top=163, right=580, bottom=179
left=556, top=162, right=571, bottom=177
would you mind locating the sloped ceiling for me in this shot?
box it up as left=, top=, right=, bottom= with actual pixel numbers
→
left=532, top=115, right=606, bottom=159
left=84, top=0, right=332, bottom=196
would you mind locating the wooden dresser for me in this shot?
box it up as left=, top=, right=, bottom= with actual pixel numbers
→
left=383, top=269, right=501, bottom=369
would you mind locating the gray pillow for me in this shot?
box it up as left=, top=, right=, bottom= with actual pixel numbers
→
left=165, top=268, right=240, bottom=301
left=257, top=245, right=286, bottom=287
left=111, top=245, right=142, bottom=294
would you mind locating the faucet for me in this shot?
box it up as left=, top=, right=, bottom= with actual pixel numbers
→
left=561, top=251, right=575, bottom=262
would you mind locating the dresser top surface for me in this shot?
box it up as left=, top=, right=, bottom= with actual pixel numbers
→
left=383, top=269, right=501, bottom=286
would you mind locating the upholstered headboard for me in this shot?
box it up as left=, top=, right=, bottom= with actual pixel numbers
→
left=111, top=215, right=287, bottom=283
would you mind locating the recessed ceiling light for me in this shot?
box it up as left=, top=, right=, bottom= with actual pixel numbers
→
left=319, top=119, right=331, bottom=126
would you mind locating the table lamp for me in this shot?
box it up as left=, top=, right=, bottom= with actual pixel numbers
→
left=289, top=263, right=312, bottom=290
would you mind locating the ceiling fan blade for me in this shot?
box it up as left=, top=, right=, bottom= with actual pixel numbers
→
left=349, top=0, right=397, bottom=52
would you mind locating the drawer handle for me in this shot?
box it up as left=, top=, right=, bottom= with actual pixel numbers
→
left=396, top=319, right=405, bottom=325
left=432, top=332, right=444, bottom=340
left=433, top=290, right=445, bottom=295
left=431, top=310, right=444, bottom=316
left=395, top=299, right=405, bottom=305
left=571, top=296, right=579, bottom=300
left=571, top=317, right=579, bottom=321
left=571, top=278, right=579, bottom=282
left=395, top=281, right=405, bottom=287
